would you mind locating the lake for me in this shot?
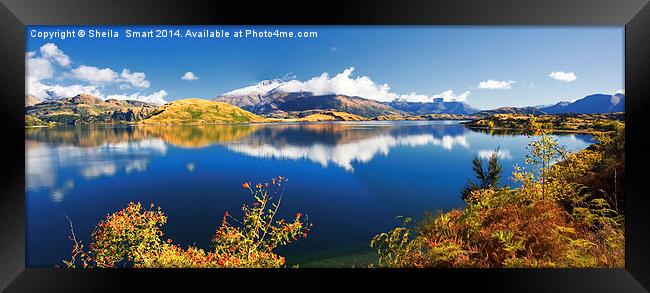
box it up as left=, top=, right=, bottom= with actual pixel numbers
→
left=25, top=121, right=594, bottom=267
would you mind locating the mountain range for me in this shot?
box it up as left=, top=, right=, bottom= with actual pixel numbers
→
left=212, top=80, right=624, bottom=117
left=473, top=107, right=546, bottom=117
left=387, top=99, right=480, bottom=115
left=25, top=82, right=626, bottom=125
left=214, top=91, right=402, bottom=118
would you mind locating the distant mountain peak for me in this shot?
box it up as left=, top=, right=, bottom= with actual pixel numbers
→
left=387, top=99, right=479, bottom=115
left=539, top=93, right=625, bottom=114
left=222, top=79, right=288, bottom=97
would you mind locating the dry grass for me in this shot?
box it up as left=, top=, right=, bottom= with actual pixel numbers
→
left=140, top=98, right=267, bottom=125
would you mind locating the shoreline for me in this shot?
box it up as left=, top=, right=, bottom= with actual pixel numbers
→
left=27, top=119, right=618, bottom=135
left=26, top=118, right=471, bottom=127
left=462, top=125, right=615, bottom=135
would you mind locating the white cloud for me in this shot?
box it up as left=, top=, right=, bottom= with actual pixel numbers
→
left=39, top=43, right=71, bottom=67
left=393, top=92, right=431, bottom=103
left=26, top=54, right=54, bottom=81
left=70, top=65, right=118, bottom=84
left=25, top=43, right=161, bottom=102
left=432, top=90, right=471, bottom=102
left=69, top=66, right=150, bottom=88
left=26, top=43, right=71, bottom=83
left=548, top=71, right=577, bottom=82
left=477, top=79, right=515, bottom=89
left=279, top=67, right=394, bottom=101
left=25, top=44, right=71, bottom=88
left=27, top=78, right=103, bottom=100
left=223, top=67, right=471, bottom=103
left=105, top=90, right=168, bottom=105
left=181, top=71, right=198, bottom=81
left=120, top=69, right=150, bottom=88
left=610, top=89, right=624, bottom=105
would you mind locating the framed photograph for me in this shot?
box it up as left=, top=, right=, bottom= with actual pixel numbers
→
left=1, top=0, right=649, bottom=291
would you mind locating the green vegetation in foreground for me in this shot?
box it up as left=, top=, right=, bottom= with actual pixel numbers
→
left=139, top=98, right=266, bottom=125
left=63, top=176, right=311, bottom=268
left=462, top=113, right=624, bottom=134
left=370, top=119, right=624, bottom=268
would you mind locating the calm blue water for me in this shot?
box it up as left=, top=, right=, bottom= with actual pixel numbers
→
left=25, top=121, right=594, bottom=267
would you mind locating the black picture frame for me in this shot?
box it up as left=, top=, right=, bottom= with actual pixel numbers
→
left=1, top=0, right=649, bottom=291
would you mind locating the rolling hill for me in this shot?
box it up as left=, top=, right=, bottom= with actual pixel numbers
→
left=140, top=98, right=266, bottom=125
left=26, top=94, right=159, bottom=124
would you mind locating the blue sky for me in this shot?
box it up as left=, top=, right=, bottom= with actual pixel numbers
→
left=26, top=26, right=623, bottom=109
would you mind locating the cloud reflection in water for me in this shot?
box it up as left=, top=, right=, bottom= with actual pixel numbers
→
left=226, top=132, right=469, bottom=171
left=26, top=138, right=167, bottom=202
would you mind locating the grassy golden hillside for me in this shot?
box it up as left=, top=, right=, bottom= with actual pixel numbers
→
left=140, top=98, right=267, bottom=125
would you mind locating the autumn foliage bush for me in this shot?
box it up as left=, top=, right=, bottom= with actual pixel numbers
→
left=64, top=176, right=311, bottom=268
left=371, top=119, right=624, bottom=268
